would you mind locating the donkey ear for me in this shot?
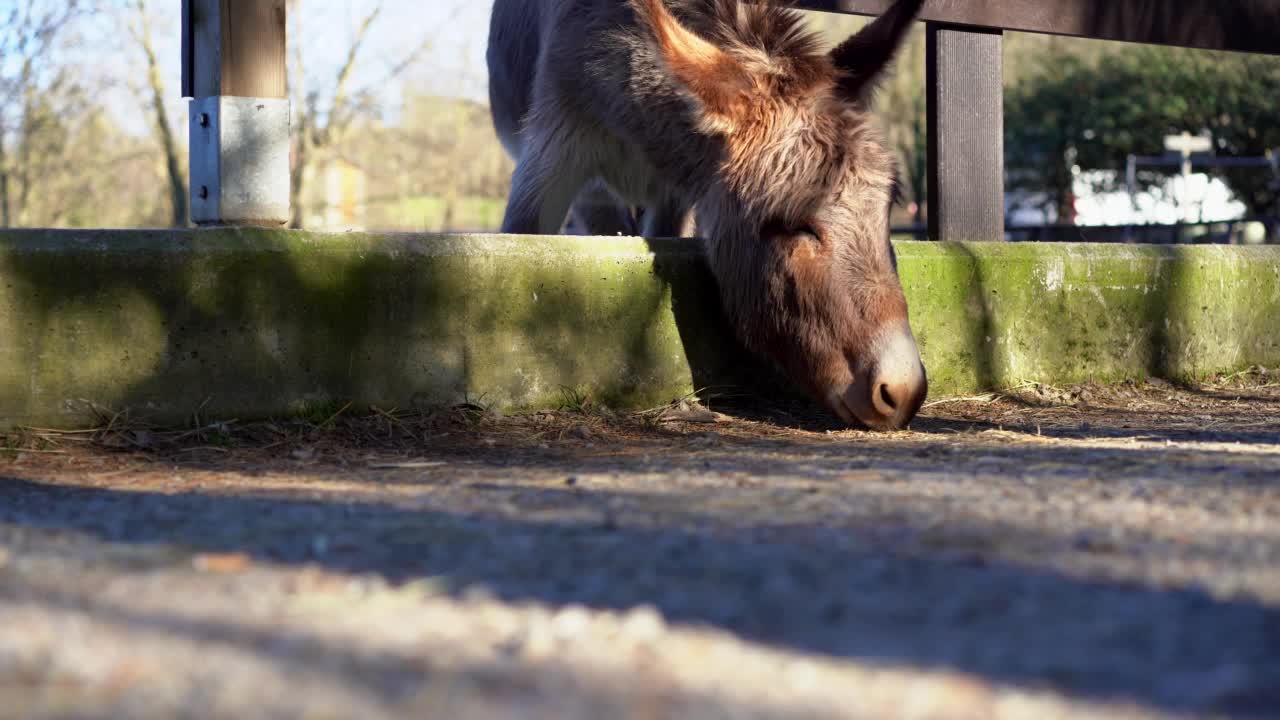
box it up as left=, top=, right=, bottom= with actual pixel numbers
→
left=631, top=0, right=753, bottom=132
left=830, top=0, right=924, bottom=101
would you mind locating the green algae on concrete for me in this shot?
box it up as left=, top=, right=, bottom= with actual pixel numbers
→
left=896, top=242, right=1280, bottom=394
left=1, top=229, right=1278, bottom=428
left=0, top=229, right=728, bottom=428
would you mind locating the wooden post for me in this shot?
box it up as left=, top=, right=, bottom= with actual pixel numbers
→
left=791, top=0, right=1280, bottom=56
left=182, top=0, right=290, bottom=226
left=926, top=24, right=1004, bottom=242
left=793, top=0, right=1278, bottom=241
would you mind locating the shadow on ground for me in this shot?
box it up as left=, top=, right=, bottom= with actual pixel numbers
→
left=3, top=408, right=1279, bottom=716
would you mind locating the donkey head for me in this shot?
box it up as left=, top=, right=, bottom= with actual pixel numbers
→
left=635, top=0, right=928, bottom=430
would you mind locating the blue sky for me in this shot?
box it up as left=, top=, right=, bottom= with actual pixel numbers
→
left=23, top=0, right=497, bottom=136
left=291, top=0, right=494, bottom=102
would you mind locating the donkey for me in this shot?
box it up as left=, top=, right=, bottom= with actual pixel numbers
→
left=488, top=0, right=928, bottom=429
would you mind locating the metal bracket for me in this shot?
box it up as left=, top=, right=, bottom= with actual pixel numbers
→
left=189, top=97, right=291, bottom=225
left=181, top=0, right=194, bottom=99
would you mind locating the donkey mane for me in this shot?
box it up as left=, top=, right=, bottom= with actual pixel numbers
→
left=689, top=0, right=832, bottom=90
left=701, top=0, right=824, bottom=59
left=629, top=1, right=894, bottom=226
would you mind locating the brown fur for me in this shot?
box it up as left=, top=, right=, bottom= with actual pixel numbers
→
left=488, top=0, right=927, bottom=426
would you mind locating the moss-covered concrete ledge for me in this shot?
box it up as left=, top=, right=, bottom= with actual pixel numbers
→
left=1, top=228, right=1278, bottom=428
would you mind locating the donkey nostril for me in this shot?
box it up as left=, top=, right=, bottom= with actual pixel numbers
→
left=879, top=383, right=898, bottom=411
left=841, top=328, right=928, bottom=430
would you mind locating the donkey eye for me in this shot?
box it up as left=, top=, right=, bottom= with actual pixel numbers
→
left=762, top=220, right=822, bottom=247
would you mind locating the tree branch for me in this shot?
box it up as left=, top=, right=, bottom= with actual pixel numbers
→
left=321, top=4, right=382, bottom=145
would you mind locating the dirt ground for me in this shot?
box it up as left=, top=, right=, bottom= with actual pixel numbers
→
left=2, top=371, right=1279, bottom=720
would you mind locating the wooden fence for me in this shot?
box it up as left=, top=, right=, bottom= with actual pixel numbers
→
left=182, top=0, right=1280, bottom=238
left=799, top=0, right=1280, bottom=241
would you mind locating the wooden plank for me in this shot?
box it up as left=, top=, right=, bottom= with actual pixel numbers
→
left=927, top=25, right=1004, bottom=242
left=219, top=0, right=287, bottom=99
left=186, top=0, right=287, bottom=99
left=186, top=0, right=290, bottom=225
left=795, top=0, right=1280, bottom=55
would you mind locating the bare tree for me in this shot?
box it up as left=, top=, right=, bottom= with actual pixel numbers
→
left=0, top=0, right=86, bottom=226
left=287, top=0, right=463, bottom=228
left=122, top=0, right=187, bottom=227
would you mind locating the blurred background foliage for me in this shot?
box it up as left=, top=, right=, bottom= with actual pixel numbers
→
left=1007, top=41, right=1280, bottom=223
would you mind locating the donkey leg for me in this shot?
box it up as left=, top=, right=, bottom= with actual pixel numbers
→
left=640, top=196, right=696, bottom=238
left=501, top=132, right=589, bottom=235
left=565, top=179, right=638, bottom=236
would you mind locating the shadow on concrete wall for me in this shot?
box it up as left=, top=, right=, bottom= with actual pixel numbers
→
left=938, top=242, right=1266, bottom=397
left=1138, top=244, right=1259, bottom=388
left=951, top=243, right=998, bottom=392
left=0, top=230, right=707, bottom=426
left=1143, top=244, right=1187, bottom=383
left=644, top=237, right=813, bottom=414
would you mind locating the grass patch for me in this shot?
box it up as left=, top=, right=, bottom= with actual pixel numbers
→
left=373, top=196, right=507, bottom=232
left=557, top=387, right=597, bottom=414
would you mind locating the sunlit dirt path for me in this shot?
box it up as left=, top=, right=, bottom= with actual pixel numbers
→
left=3, top=377, right=1278, bottom=719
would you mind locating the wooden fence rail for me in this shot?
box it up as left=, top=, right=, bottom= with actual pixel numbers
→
left=796, top=1, right=1280, bottom=56
left=796, top=0, right=1279, bottom=241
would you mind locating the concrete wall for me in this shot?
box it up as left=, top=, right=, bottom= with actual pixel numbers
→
left=1, top=229, right=1278, bottom=428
